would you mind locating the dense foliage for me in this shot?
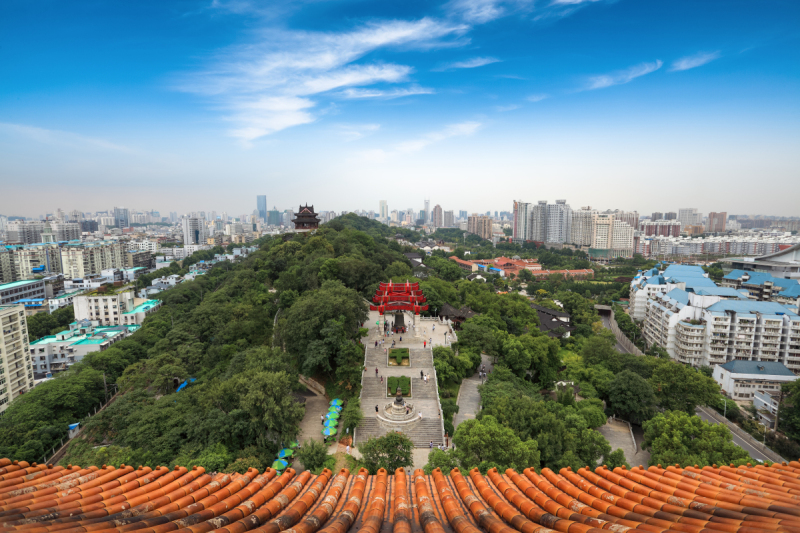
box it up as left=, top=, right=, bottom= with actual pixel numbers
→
left=359, top=432, right=414, bottom=474
left=26, top=305, right=75, bottom=341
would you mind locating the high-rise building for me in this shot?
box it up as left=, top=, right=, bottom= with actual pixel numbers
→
left=6, top=221, right=45, bottom=244
left=458, top=210, right=467, bottom=220
left=640, top=220, right=682, bottom=237
left=467, top=215, right=493, bottom=240
left=443, top=211, right=454, bottom=228
left=181, top=217, right=207, bottom=245
left=257, top=195, right=267, bottom=222
left=546, top=200, right=572, bottom=244
left=431, top=205, right=444, bottom=228
left=664, top=212, right=677, bottom=220
left=170, top=212, right=178, bottom=223
left=571, top=207, right=595, bottom=246
left=706, top=212, right=727, bottom=233
left=423, top=199, right=430, bottom=223
left=678, top=208, right=702, bottom=228
left=529, top=201, right=547, bottom=242
left=512, top=201, right=531, bottom=242
left=611, top=219, right=634, bottom=251
left=651, top=212, right=664, bottom=221
left=0, top=304, right=33, bottom=414
left=113, top=207, right=130, bottom=229
left=51, top=222, right=81, bottom=241
left=379, top=200, right=388, bottom=221
left=591, top=213, right=614, bottom=249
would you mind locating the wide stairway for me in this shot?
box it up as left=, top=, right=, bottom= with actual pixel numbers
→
left=356, top=341, right=444, bottom=448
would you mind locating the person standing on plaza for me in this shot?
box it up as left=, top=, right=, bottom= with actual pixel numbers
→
left=321, top=414, right=324, bottom=425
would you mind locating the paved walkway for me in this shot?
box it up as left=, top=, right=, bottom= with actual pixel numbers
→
left=597, top=418, right=650, bottom=468
left=355, top=310, right=446, bottom=448
left=453, top=354, right=493, bottom=429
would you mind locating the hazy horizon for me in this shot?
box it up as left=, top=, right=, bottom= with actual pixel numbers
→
left=2, top=0, right=799, bottom=217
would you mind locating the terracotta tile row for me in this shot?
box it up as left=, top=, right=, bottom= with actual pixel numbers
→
left=2, top=460, right=799, bottom=533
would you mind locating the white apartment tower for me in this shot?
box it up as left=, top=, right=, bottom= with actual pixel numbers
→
left=0, top=305, right=33, bottom=414
left=570, top=207, right=595, bottom=247
left=546, top=200, right=572, bottom=244
left=182, top=217, right=207, bottom=245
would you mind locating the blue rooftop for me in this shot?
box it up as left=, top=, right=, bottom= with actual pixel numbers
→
left=664, top=288, right=690, bottom=305
left=706, top=300, right=799, bottom=317
left=668, top=276, right=719, bottom=290
left=692, top=287, right=750, bottom=299
left=644, top=275, right=666, bottom=285
left=723, top=270, right=799, bottom=290
left=719, top=360, right=797, bottom=377
left=779, top=285, right=800, bottom=298
left=662, top=264, right=708, bottom=278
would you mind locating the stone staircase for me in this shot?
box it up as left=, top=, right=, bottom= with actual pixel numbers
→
left=354, top=416, right=445, bottom=447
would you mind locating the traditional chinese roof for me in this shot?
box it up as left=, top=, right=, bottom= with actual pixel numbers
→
left=1, top=458, right=799, bottom=533
left=439, top=303, right=477, bottom=320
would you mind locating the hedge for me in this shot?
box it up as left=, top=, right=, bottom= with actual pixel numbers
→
left=387, top=375, right=411, bottom=396
left=390, top=347, right=410, bottom=365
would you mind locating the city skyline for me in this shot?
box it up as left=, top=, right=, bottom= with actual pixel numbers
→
left=2, top=0, right=799, bottom=215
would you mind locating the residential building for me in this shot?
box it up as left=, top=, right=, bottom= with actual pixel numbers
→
left=74, top=288, right=139, bottom=326
left=530, top=201, right=548, bottom=242
left=678, top=208, right=703, bottom=228
left=570, top=207, right=595, bottom=247
left=379, top=200, right=388, bottom=221
left=128, top=240, right=159, bottom=253
left=706, top=212, right=727, bottom=233
left=651, top=212, right=663, bottom=221
left=664, top=212, right=677, bottom=220
left=121, top=299, right=161, bottom=326
left=0, top=279, right=47, bottom=306
left=611, top=219, right=634, bottom=251
left=753, top=389, right=781, bottom=428
left=13, top=244, right=63, bottom=279
left=467, top=215, right=493, bottom=240
left=512, top=201, right=531, bottom=242
left=640, top=220, right=682, bottom=237
left=720, top=270, right=799, bottom=302
left=50, top=222, right=81, bottom=241
left=0, top=304, right=33, bottom=414
left=431, top=205, right=443, bottom=228
left=423, top=199, right=430, bottom=223
left=60, top=242, right=125, bottom=278
left=712, top=361, right=797, bottom=400
left=590, top=213, right=614, bottom=249
left=546, top=200, right=572, bottom=244
left=29, top=320, right=140, bottom=377
left=6, top=221, right=45, bottom=244
left=443, top=211, right=454, bottom=228
left=629, top=264, right=715, bottom=321
left=257, top=195, right=267, bottom=222
left=125, top=250, right=154, bottom=270
left=0, top=250, right=14, bottom=285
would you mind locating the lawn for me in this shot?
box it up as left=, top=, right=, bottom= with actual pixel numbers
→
left=388, top=347, right=410, bottom=366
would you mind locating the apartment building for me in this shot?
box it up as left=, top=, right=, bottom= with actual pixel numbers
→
left=629, top=264, right=715, bottom=320
left=0, top=305, right=33, bottom=414
left=570, top=207, right=595, bottom=247
left=0, top=250, right=14, bottom=285
left=642, top=285, right=800, bottom=373
left=720, top=270, right=799, bottom=302
left=60, top=241, right=125, bottom=278
left=546, top=200, right=572, bottom=244
left=74, top=289, right=161, bottom=326
left=6, top=221, right=45, bottom=244
left=0, top=279, right=47, bottom=306
left=12, top=244, right=63, bottom=279
left=29, top=320, right=139, bottom=377
left=467, top=215, right=493, bottom=240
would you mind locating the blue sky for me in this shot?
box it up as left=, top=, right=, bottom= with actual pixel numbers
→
left=1, top=0, right=799, bottom=217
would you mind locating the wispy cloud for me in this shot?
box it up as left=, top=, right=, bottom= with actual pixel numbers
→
left=446, top=0, right=508, bottom=23
left=336, top=123, right=380, bottom=141
left=495, top=104, right=519, bottom=112
left=0, top=123, right=134, bottom=153
left=670, top=51, right=721, bottom=72
left=433, top=56, right=501, bottom=71
left=339, top=86, right=434, bottom=99
left=176, top=18, right=468, bottom=143
left=395, top=121, right=481, bottom=153
left=526, top=93, right=549, bottom=102
left=584, top=60, right=662, bottom=90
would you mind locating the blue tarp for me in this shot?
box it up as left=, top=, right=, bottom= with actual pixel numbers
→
left=176, top=377, right=196, bottom=392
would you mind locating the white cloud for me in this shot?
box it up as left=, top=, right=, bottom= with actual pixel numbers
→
left=585, top=60, right=663, bottom=90
left=446, top=0, right=507, bottom=23
left=526, top=93, right=549, bottom=102
left=495, top=104, right=519, bottom=112
left=434, top=56, right=501, bottom=71
left=670, top=51, right=721, bottom=72
left=0, top=123, right=134, bottom=153
left=177, top=18, right=468, bottom=142
left=549, top=0, right=602, bottom=5
left=336, top=123, right=381, bottom=141
left=395, top=121, right=482, bottom=153
left=339, top=86, right=434, bottom=99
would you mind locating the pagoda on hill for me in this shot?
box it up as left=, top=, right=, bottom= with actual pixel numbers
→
left=291, top=204, right=320, bottom=232
left=369, top=280, right=428, bottom=336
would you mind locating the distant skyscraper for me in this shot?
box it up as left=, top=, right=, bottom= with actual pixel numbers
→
left=113, top=207, right=129, bottom=229
left=512, top=201, right=531, bottom=242
left=170, top=212, right=178, bottom=223
left=182, top=216, right=207, bottom=245
left=571, top=207, right=595, bottom=246
left=379, top=200, right=388, bottom=221
left=664, top=212, right=677, bottom=220
left=423, top=199, right=430, bottom=223
left=431, top=205, right=443, bottom=228
left=458, top=210, right=467, bottom=220
left=530, top=201, right=547, bottom=242
left=257, top=195, right=267, bottom=222
left=678, top=208, right=702, bottom=228
left=651, top=212, right=663, bottom=221
left=444, top=211, right=454, bottom=228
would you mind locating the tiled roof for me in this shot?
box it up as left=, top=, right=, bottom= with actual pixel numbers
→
left=1, top=458, right=800, bottom=533
left=706, top=300, right=799, bottom=317
left=724, top=269, right=799, bottom=290
left=719, top=360, right=798, bottom=377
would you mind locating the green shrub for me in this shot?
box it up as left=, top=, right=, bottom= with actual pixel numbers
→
left=387, top=375, right=411, bottom=396
left=441, top=398, right=459, bottom=422
left=390, top=348, right=409, bottom=365
left=296, top=439, right=329, bottom=472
